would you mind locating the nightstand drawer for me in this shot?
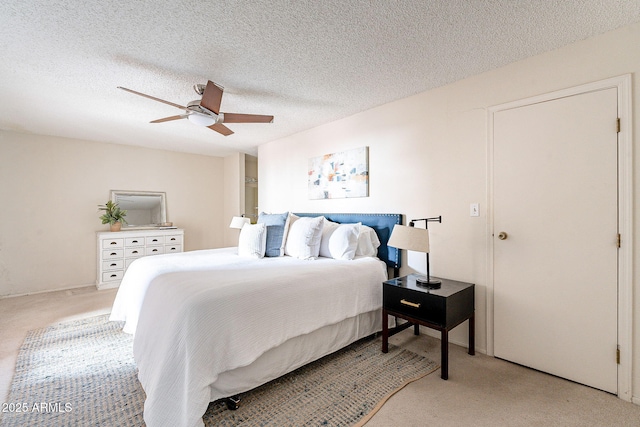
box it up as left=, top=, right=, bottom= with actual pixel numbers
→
left=383, top=276, right=474, bottom=328
left=384, top=286, right=446, bottom=325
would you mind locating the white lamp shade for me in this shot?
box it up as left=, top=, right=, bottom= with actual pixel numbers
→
left=387, top=224, right=430, bottom=253
left=229, top=216, right=251, bottom=229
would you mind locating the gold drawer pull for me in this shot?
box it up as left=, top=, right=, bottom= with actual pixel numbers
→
left=400, top=299, right=420, bottom=308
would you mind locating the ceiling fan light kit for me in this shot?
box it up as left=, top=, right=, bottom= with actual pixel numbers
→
left=187, top=112, right=217, bottom=127
left=117, top=80, right=274, bottom=136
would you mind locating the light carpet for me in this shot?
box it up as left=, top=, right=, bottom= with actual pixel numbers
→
left=0, top=315, right=438, bottom=427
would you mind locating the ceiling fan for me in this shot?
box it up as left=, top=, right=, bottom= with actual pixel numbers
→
left=117, top=80, right=274, bottom=136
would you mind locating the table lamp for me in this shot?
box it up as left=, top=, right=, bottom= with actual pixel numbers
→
left=388, top=216, right=442, bottom=288
left=229, top=216, right=251, bottom=229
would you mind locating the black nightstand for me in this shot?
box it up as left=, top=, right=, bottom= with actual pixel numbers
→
left=382, top=274, right=475, bottom=380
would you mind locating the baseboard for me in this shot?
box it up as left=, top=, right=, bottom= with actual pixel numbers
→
left=632, top=396, right=640, bottom=406
left=96, top=281, right=121, bottom=291
left=0, top=283, right=97, bottom=299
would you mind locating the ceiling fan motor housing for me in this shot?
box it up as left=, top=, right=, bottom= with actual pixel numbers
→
left=186, top=100, right=221, bottom=126
left=193, top=84, right=206, bottom=95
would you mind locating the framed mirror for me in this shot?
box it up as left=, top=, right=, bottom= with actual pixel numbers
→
left=110, top=190, right=167, bottom=228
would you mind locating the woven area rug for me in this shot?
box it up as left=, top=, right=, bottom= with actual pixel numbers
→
left=1, top=315, right=438, bottom=427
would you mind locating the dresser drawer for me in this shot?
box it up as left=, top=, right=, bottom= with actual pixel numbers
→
left=102, top=238, right=124, bottom=249
left=102, top=259, right=124, bottom=271
left=125, top=237, right=145, bottom=246
left=165, top=234, right=183, bottom=244
left=97, top=229, right=184, bottom=290
left=125, top=247, right=145, bottom=258
left=145, top=236, right=164, bottom=245
left=102, top=249, right=124, bottom=259
left=102, top=270, right=124, bottom=282
left=165, top=244, right=182, bottom=253
left=146, top=246, right=164, bottom=255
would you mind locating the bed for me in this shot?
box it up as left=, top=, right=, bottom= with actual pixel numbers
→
left=109, top=212, right=402, bottom=427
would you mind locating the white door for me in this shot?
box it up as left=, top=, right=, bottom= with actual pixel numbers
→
left=493, top=87, right=618, bottom=393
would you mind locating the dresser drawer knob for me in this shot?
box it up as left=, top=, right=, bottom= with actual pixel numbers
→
left=400, top=299, right=421, bottom=309
left=110, top=241, right=117, bottom=245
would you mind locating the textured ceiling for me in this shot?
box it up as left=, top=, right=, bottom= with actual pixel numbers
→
left=1, top=1, right=639, bottom=157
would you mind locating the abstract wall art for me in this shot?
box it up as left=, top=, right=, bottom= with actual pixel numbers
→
left=308, top=146, right=369, bottom=199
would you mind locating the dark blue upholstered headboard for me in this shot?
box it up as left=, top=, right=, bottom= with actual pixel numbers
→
left=294, top=213, right=403, bottom=269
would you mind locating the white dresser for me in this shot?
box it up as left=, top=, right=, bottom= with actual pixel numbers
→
left=96, top=228, right=184, bottom=289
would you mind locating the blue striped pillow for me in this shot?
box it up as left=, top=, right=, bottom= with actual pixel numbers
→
left=258, top=212, right=289, bottom=257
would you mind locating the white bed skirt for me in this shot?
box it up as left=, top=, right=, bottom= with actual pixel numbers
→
left=210, top=310, right=382, bottom=401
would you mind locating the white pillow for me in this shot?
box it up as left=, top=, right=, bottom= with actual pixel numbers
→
left=285, top=216, right=324, bottom=260
left=319, top=219, right=361, bottom=260
left=355, top=225, right=380, bottom=257
left=238, top=223, right=267, bottom=258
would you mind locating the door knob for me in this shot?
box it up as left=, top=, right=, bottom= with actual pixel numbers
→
left=497, top=232, right=508, bottom=240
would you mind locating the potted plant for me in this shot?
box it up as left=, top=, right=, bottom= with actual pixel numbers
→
left=99, top=200, right=128, bottom=232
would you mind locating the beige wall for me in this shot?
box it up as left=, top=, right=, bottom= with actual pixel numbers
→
left=0, top=131, right=225, bottom=297
left=258, top=23, right=640, bottom=402
left=223, top=152, right=245, bottom=246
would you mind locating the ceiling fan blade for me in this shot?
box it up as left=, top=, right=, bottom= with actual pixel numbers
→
left=200, top=81, right=224, bottom=115
left=150, top=115, right=188, bottom=123
left=117, top=86, right=188, bottom=111
left=208, top=123, right=234, bottom=136
left=222, top=113, right=274, bottom=123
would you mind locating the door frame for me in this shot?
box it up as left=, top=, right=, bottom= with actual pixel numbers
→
left=486, top=74, right=633, bottom=401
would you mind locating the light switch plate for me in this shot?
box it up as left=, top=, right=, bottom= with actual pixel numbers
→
left=470, top=203, right=480, bottom=217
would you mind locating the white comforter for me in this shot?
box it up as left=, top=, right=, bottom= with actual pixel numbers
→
left=109, top=247, right=387, bottom=427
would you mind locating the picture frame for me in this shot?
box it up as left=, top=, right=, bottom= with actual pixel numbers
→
left=308, top=146, right=369, bottom=199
